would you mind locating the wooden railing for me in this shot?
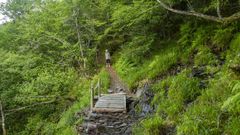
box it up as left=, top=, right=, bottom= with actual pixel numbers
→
left=90, top=78, right=102, bottom=111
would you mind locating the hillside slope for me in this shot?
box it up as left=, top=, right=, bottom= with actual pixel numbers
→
left=115, top=30, right=240, bottom=135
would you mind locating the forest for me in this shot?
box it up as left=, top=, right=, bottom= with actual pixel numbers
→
left=0, top=0, right=240, bottom=135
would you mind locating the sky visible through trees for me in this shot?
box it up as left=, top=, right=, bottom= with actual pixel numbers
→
left=0, top=0, right=7, bottom=24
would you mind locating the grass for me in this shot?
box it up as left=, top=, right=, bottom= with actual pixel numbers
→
left=98, top=68, right=111, bottom=93
left=151, top=69, right=201, bottom=120
left=133, top=116, right=164, bottom=135
left=194, top=45, right=218, bottom=66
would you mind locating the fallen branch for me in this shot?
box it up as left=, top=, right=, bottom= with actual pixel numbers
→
left=0, top=101, right=6, bottom=135
left=156, top=0, right=240, bottom=23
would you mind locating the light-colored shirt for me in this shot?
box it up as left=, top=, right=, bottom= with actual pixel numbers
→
left=105, top=52, right=111, bottom=60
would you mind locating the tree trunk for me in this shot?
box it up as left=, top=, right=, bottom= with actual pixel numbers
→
left=217, top=0, right=222, bottom=19
left=75, top=13, right=86, bottom=69
left=0, top=101, right=6, bottom=135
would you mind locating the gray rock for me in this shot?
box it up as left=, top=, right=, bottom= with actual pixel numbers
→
left=119, top=123, right=127, bottom=128
left=107, top=125, right=114, bottom=128
left=135, top=88, right=144, bottom=98
left=125, top=127, right=132, bottom=135
left=99, top=119, right=106, bottom=123
left=108, top=89, right=113, bottom=93
left=113, top=121, right=122, bottom=126
left=78, top=126, right=84, bottom=132
left=86, top=123, right=97, bottom=133
left=89, top=112, right=98, bottom=117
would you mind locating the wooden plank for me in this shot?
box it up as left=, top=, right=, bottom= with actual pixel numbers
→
left=99, top=96, right=125, bottom=100
left=98, top=98, right=124, bottom=101
left=92, top=108, right=126, bottom=113
left=100, top=95, right=125, bottom=98
left=102, top=93, right=127, bottom=95
left=100, top=95, right=124, bottom=98
left=95, top=101, right=124, bottom=104
left=95, top=103, right=124, bottom=108
left=95, top=102, right=124, bottom=107
left=98, top=99, right=124, bottom=102
left=95, top=105, right=124, bottom=108
left=96, top=99, right=124, bottom=102
left=99, top=98, right=124, bottom=101
left=92, top=93, right=127, bottom=113
left=100, top=93, right=126, bottom=96
left=97, top=100, right=125, bottom=104
left=102, top=94, right=126, bottom=97
left=98, top=99, right=123, bottom=102
left=96, top=103, right=124, bottom=106
left=96, top=102, right=124, bottom=105
left=96, top=99, right=125, bottom=104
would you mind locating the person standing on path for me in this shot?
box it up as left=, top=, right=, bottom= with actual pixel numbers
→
left=105, top=49, right=111, bottom=67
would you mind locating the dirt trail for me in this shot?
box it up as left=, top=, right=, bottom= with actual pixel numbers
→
left=106, top=67, right=128, bottom=94
left=76, top=67, right=140, bottom=135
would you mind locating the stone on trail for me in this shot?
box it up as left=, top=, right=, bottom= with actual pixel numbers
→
left=108, top=89, right=114, bottom=93
left=86, top=123, right=97, bottom=133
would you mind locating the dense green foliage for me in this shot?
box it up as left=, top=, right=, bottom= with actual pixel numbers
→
left=0, top=0, right=239, bottom=134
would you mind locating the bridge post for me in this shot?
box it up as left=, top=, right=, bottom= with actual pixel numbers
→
left=98, top=79, right=101, bottom=98
left=90, top=82, right=94, bottom=112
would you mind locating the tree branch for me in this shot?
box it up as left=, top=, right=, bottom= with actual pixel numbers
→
left=43, top=32, right=71, bottom=46
left=156, top=0, right=240, bottom=23
left=0, top=101, right=7, bottom=135
left=5, top=100, right=56, bottom=116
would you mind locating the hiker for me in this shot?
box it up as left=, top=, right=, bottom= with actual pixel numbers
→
left=105, top=49, right=111, bottom=67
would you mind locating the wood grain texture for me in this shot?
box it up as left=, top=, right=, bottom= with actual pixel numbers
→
left=92, top=94, right=126, bottom=113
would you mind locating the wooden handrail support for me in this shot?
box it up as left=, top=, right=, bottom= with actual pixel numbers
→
left=98, top=79, right=101, bottom=98
left=90, top=82, right=94, bottom=112
left=90, top=78, right=102, bottom=112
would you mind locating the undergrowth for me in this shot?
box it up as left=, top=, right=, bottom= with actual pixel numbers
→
left=131, top=26, right=240, bottom=134
left=115, top=40, right=179, bottom=89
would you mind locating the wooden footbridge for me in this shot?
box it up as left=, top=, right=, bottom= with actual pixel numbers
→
left=90, top=78, right=127, bottom=113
